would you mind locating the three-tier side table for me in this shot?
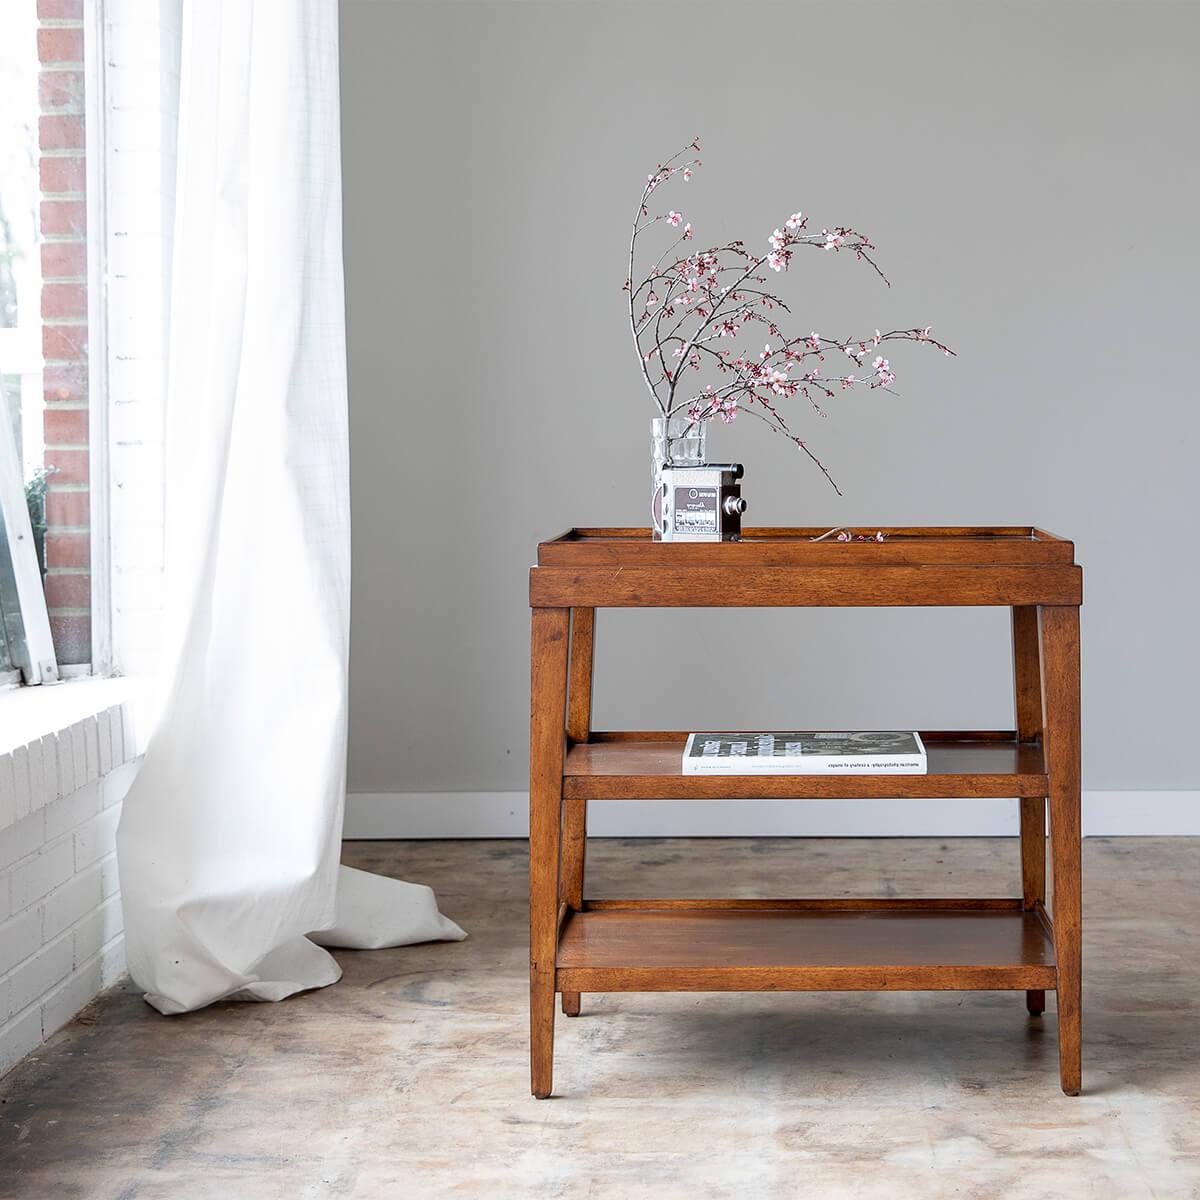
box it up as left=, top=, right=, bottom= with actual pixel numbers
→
left=528, top=527, right=1083, bottom=1097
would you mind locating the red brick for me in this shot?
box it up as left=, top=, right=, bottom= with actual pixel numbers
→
left=45, top=449, right=89, bottom=487
left=39, top=155, right=86, bottom=194
left=43, top=363, right=88, bottom=403
left=39, top=69, right=84, bottom=111
left=38, top=0, right=84, bottom=17
left=44, top=574, right=91, bottom=610
left=42, top=282, right=87, bottom=319
left=44, top=407, right=88, bottom=446
left=37, top=28, right=84, bottom=64
left=46, top=531, right=90, bottom=569
left=43, top=323, right=89, bottom=361
left=46, top=490, right=90, bottom=526
left=41, top=241, right=86, bottom=278
left=41, top=200, right=86, bottom=236
left=48, top=612, right=92, bottom=665
left=40, top=114, right=85, bottom=151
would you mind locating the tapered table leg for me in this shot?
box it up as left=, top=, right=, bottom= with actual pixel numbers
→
left=1012, top=605, right=1047, bottom=1017
left=530, top=608, right=570, bottom=1098
left=1040, top=605, right=1082, bottom=1095
left=560, top=608, right=595, bottom=1018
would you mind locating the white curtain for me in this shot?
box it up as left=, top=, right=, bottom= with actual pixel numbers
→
left=116, top=0, right=463, bottom=1016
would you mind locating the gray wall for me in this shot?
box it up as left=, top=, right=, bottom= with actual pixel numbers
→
left=340, top=0, right=1199, bottom=796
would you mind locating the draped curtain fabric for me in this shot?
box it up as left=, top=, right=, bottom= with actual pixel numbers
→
left=116, top=0, right=463, bottom=1016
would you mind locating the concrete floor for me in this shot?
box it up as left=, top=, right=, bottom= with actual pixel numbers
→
left=0, top=837, right=1198, bottom=1199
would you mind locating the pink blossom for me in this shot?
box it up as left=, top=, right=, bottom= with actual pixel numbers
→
left=769, top=228, right=787, bottom=251
left=682, top=168, right=693, bottom=182
left=767, top=250, right=787, bottom=272
left=720, top=397, right=738, bottom=423
left=683, top=222, right=693, bottom=240
left=786, top=212, right=804, bottom=230
left=836, top=531, right=851, bottom=542
left=822, top=228, right=845, bottom=251
left=667, top=211, right=682, bottom=227
left=646, top=290, right=658, bottom=307
left=840, top=374, right=856, bottom=389
left=873, top=330, right=882, bottom=346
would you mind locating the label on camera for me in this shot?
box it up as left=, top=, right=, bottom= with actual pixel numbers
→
left=673, top=486, right=718, bottom=533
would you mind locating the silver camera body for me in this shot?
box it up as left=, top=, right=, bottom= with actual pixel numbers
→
left=658, top=463, right=746, bottom=542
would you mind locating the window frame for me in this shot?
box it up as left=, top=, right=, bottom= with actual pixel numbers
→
left=0, top=0, right=110, bottom=688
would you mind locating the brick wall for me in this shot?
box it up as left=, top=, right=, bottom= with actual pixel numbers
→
left=0, top=709, right=135, bottom=1077
left=38, top=0, right=91, bottom=665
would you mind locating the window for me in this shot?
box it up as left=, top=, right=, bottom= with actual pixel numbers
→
left=0, top=0, right=98, bottom=683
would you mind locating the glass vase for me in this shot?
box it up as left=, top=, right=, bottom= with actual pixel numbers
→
left=651, top=415, right=706, bottom=539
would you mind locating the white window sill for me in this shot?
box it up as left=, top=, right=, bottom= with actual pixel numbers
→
left=0, top=677, right=146, bottom=833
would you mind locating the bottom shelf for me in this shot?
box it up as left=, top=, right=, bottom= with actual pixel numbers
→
left=556, top=903, right=1057, bottom=993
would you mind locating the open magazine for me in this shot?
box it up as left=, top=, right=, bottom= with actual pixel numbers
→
left=682, top=731, right=927, bottom=775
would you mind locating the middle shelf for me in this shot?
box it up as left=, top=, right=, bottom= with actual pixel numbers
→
left=563, top=731, right=1047, bottom=800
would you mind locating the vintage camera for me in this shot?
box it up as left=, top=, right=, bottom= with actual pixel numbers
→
left=657, top=463, right=746, bottom=542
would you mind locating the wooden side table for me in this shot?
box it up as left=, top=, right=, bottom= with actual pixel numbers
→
left=528, top=528, right=1083, bottom=1097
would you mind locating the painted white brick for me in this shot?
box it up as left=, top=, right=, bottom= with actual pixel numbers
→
left=108, top=708, right=125, bottom=770
left=8, top=935, right=73, bottom=1015
left=39, top=736, right=59, bottom=807
left=75, top=808, right=121, bottom=872
left=0, top=908, right=42, bottom=974
left=73, top=895, right=123, bottom=967
left=57, top=729, right=76, bottom=798
left=102, top=760, right=138, bottom=808
left=97, top=711, right=113, bottom=776
left=99, top=852, right=120, bottom=900
left=41, top=953, right=106, bottom=1040
left=43, top=865, right=104, bottom=942
left=70, top=721, right=87, bottom=789
left=9, top=840, right=74, bottom=911
left=99, top=934, right=125, bottom=989
left=0, top=757, right=16, bottom=830
left=0, top=1003, right=43, bottom=1077
left=10, top=748, right=30, bottom=824
left=84, top=718, right=100, bottom=785
left=27, top=744, right=45, bottom=815
left=0, top=811, right=46, bottom=872
left=43, top=780, right=102, bottom=842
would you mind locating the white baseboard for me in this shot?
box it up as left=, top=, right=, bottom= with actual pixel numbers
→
left=344, top=790, right=1200, bottom=839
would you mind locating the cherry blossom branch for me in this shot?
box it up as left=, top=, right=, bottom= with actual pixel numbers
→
left=625, top=140, right=702, bottom=415
left=626, top=143, right=953, bottom=489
